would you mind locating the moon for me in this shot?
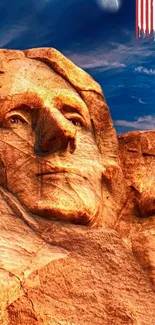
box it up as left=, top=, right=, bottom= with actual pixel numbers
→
left=96, top=0, right=121, bottom=12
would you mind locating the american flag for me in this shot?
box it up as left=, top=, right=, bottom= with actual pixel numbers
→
left=136, top=0, right=155, bottom=38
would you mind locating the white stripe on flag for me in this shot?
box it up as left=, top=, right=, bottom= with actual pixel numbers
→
left=143, top=0, right=146, bottom=33
left=138, top=0, right=141, bottom=35
left=148, top=0, right=151, bottom=34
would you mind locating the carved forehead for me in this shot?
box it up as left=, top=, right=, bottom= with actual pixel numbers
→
left=0, top=58, right=78, bottom=96
left=0, top=57, right=90, bottom=121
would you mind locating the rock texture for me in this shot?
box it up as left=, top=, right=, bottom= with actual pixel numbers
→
left=0, top=48, right=155, bottom=324
left=118, top=130, right=155, bottom=235
left=118, top=131, right=155, bottom=290
left=2, top=218, right=155, bottom=325
left=0, top=47, right=126, bottom=229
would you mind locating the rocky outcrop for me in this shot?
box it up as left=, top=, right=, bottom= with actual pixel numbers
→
left=118, top=130, right=155, bottom=291
left=2, top=220, right=155, bottom=325
left=0, top=47, right=155, bottom=324
left=118, top=130, right=155, bottom=234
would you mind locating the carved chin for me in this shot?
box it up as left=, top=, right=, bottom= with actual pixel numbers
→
left=18, top=173, right=102, bottom=225
left=11, top=173, right=103, bottom=226
left=32, top=198, right=102, bottom=226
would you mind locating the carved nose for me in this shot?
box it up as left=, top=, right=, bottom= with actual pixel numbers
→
left=34, top=107, right=77, bottom=155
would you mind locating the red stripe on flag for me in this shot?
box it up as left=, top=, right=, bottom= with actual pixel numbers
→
left=141, top=0, right=144, bottom=34
left=136, top=0, right=138, bottom=38
left=146, top=0, right=149, bottom=36
left=151, top=0, right=153, bottom=33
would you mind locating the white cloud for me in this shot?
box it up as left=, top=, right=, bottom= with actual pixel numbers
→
left=33, top=0, right=53, bottom=10
left=63, top=51, right=126, bottom=70
left=0, top=25, right=29, bottom=48
left=65, top=32, right=154, bottom=72
left=135, top=66, right=155, bottom=75
left=138, top=98, right=146, bottom=104
left=131, top=96, right=146, bottom=104
left=115, top=115, right=155, bottom=130
left=64, top=49, right=127, bottom=71
left=0, top=0, right=54, bottom=48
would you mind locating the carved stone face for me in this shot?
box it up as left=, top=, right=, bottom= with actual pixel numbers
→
left=0, top=58, right=103, bottom=225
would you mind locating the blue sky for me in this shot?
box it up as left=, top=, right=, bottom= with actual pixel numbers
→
left=0, top=0, right=154, bottom=133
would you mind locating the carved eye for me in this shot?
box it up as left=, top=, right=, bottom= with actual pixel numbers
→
left=10, top=117, right=24, bottom=124
left=67, top=116, right=84, bottom=128
left=62, top=107, right=85, bottom=128
left=71, top=120, right=82, bottom=127
left=8, top=114, right=28, bottom=125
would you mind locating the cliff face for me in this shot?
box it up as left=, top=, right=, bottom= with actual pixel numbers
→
left=2, top=221, right=155, bottom=325
left=118, top=130, right=155, bottom=292
left=0, top=47, right=155, bottom=324
left=1, top=131, right=155, bottom=325
left=118, top=130, right=155, bottom=232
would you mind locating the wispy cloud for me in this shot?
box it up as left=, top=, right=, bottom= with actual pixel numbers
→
left=138, top=98, right=146, bottom=104
left=65, top=31, right=155, bottom=72
left=64, top=49, right=127, bottom=71
left=131, top=96, right=147, bottom=104
left=135, top=66, right=155, bottom=75
left=0, top=25, right=29, bottom=48
left=0, top=0, right=54, bottom=48
left=63, top=50, right=126, bottom=70
left=115, top=115, right=155, bottom=130
left=33, top=0, right=53, bottom=10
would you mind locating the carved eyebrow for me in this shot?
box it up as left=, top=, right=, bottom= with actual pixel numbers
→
left=53, top=93, right=89, bottom=119
left=1, top=91, right=90, bottom=124
left=60, top=104, right=84, bottom=117
left=9, top=100, right=86, bottom=118
left=5, top=92, right=43, bottom=107
left=8, top=104, right=34, bottom=112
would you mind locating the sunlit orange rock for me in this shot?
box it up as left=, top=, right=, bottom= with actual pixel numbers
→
left=0, top=48, right=155, bottom=324
left=118, top=130, right=155, bottom=290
